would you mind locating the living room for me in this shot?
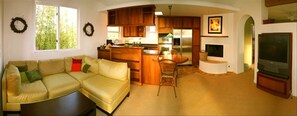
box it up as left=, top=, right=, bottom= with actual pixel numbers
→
left=1, top=0, right=297, bottom=115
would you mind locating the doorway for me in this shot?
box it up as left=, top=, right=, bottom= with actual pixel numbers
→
left=243, top=17, right=255, bottom=71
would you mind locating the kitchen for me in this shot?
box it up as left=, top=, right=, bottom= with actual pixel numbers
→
left=97, top=5, right=201, bottom=85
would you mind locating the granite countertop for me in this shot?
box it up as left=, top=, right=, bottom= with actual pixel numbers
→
left=98, top=44, right=159, bottom=55
left=143, top=50, right=159, bottom=55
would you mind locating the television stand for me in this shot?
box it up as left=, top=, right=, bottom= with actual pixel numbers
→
left=257, top=72, right=291, bottom=98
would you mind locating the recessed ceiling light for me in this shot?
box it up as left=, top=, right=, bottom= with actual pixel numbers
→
left=155, top=11, right=163, bottom=16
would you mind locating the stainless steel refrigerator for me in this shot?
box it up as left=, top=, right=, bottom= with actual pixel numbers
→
left=173, top=29, right=192, bottom=65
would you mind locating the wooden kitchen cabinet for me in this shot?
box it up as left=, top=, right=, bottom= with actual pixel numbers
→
left=265, top=0, right=297, bottom=7
left=143, top=54, right=160, bottom=85
left=192, top=27, right=201, bottom=66
left=97, top=49, right=110, bottom=60
left=192, top=45, right=200, bottom=66
left=107, top=10, right=116, bottom=25
left=117, top=8, right=129, bottom=25
left=172, top=17, right=183, bottom=28
left=193, top=17, right=200, bottom=29
left=123, top=26, right=146, bottom=37
left=192, top=28, right=200, bottom=45
left=110, top=47, right=143, bottom=85
left=107, top=5, right=155, bottom=26
left=143, top=6, right=155, bottom=25
left=129, top=7, right=143, bottom=25
left=158, top=16, right=172, bottom=28
left=158, top=16, right=172, bottom=33
left=182, top=17, right=193, bottom=28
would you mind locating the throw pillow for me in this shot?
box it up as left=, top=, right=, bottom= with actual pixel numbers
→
left=17, top=65, right=28, bottom=72
left=81, top=63, right=91, bottom=73
left=71, top=59, right=82, bottom=71
left=20, top=72, right=29, bottom=82
left=26, top=70, right=42, bottom=83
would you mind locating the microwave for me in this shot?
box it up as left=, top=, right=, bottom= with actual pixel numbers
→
left=158, top=44, right=172, bottom=54
left=158, top=34, right=172, bottom=44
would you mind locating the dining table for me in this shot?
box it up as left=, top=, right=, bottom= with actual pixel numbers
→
left=157, top=53, right=189, bottom=64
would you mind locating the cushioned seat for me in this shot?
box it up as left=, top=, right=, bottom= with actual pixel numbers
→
left=42, top=73, right=80, bottom=99
left=67, top=72, right=96, bottom=84
left=8, top=80, right=48, bottom=103
left=82, top=75, right=129, bottom=104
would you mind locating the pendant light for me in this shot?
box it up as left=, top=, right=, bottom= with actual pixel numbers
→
left=166, top=5, right=173, bottom=38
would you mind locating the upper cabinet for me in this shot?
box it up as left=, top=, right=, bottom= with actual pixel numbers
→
left=158, top=16, right=199, bottom=33
left=123, top=26, right=146, bottom=37
left=108, top=5, right=155, bottom=26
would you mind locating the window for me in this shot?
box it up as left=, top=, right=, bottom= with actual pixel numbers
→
left=107, top=26, right=120, bottom=40
left=35, top=4, right=78, bottom=50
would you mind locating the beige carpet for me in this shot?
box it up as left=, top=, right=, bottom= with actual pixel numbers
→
left=97, top=66, right=297, bottom=116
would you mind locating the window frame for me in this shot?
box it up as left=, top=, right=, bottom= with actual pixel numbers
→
left=34, top=3, right=80, bottom=52
left=107, top=26, right=120, bottom=40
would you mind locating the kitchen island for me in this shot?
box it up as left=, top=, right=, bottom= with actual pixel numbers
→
left=98, top=45, right=160, bottom=85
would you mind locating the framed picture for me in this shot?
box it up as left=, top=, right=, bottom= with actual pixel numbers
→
left=208, top=16, right=222, bottom=34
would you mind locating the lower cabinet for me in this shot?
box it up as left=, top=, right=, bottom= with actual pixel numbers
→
left=257, top=72, right=291, bottom=98
left=97, top=49, right=110, bottom=60
left=110, top=47, right=143, bottom=85
left=143, top=54, right=160, bottom=85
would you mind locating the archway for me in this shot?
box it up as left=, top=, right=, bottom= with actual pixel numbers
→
left=237, top=15, right=255, bottom=74
left=243, top=17, right=255, bottom=71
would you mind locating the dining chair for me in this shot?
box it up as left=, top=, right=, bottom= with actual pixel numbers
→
left=157, top=59, right=178, bottom=97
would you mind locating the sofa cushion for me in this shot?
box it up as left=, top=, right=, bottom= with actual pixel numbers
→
left=71, top=59, right=82, bottom=72
left=38, top=59, right=65, bottom=77
left=42, top=73, right=80, bottom=98
left=6, top=65, right=21, bottom=96
left=8, top=60, right=38, bottom=71
left=67, top=72, right=96, bottom=84
left=81, top=63, right=91, bottom=73
left=20, top=72, right=29, bottom=82
left=84, top=56, right=99, bottom=74
left=65, top=55, right=85, bottom=72
left=82, top=75, right=129, bottom=104
left=98, top=59, right=128, bottom=81
left=26, top=70, right=42, bottom=83
left=16, top=65, right=28, bottom=72
left=8, top=80, right=48, bottom=103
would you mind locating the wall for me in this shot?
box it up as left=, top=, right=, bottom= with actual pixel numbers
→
left=201, top=13, right=235, bottom=72
left=233, top=0, right=297, bottom=96
left=3, top=0, right=107, bottom=65
left=260, top=23, right=297, bottom=96
left=0, top=0, right=3, bottom=115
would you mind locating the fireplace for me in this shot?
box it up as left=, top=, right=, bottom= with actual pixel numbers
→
left=205, top=44, right=223, bottom=57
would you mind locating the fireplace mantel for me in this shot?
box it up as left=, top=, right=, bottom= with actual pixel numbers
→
left=201, top=35, right=229, bottom=38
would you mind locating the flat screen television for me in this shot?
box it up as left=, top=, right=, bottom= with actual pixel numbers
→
left=258, top=33, right=291, bottom=79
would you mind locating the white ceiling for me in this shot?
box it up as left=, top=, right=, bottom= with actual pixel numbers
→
left=96, top=0, right=240, bottom=16
left=96, top=0, right=297, bottom=22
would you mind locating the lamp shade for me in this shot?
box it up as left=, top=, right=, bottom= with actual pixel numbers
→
left=166, top=33, right=173, bottom=38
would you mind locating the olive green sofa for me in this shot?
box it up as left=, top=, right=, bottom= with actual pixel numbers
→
left=2, top=55, right=130, bottom=114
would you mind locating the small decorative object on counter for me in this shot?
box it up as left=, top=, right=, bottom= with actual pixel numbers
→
left=105, top=43, right=111, bottom=49
left=99, top=44, right=106, bottom=49
left=124, top=43, right=129, bottom=47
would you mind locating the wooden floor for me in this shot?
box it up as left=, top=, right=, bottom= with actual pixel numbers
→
left=97, top=66, right=297, bottom=115
left=6, top=66, right=296, bottom=116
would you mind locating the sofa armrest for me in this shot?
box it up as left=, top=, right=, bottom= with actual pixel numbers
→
left=2, top=69, right=8, bottom=111
left=127, top=68, right=130, bottom=81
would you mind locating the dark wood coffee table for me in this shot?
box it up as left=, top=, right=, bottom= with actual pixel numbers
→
left=21, top=91, right=96, bottom=116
